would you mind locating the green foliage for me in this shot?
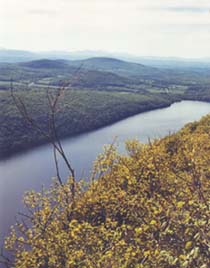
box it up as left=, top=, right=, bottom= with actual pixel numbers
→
left=3, top=115, right=210, bottom=267
left=1, top=57, right=210, bottom=158
left=0, top=88, right=173, bottom=158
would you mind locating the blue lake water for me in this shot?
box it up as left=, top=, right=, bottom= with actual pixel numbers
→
left=0, top=100, right=210, bottom=247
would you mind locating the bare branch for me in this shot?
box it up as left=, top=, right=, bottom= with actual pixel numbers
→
left=53, top=146, right=62, bottom=185
left=10, top=83, right=75, bottom=188
left=9, top=62, right=84, bottom=193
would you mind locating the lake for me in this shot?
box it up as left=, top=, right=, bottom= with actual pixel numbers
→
left=1, top=100, right=210, bottom=247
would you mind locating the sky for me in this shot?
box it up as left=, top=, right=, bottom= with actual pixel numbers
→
left=1, top=0, right=210, bottom=58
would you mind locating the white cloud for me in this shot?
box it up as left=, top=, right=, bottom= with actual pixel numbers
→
left=1, top=0, right=210, bottom=57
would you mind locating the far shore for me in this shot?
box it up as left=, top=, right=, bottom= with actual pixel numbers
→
left=1, top=97, right=210, bottom=161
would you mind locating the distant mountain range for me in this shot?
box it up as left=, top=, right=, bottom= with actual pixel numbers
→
left=17, top=57, right=161, bottom=79
left=20, top=59, right=70, bottom=69
left=1, top=48, right=210, bottom=69
left=1, top=54, right=210, bottom=92
left=65, top=57, right=160, bottom=78
left=0, top=49, right=114, bottom=62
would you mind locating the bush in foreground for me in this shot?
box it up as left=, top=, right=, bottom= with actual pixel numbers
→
left=2, top=115, right=210, bottom=268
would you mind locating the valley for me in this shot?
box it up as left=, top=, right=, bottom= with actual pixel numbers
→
left=0, top=55, right=210, bottom=159
left=2, top=1, right=210, bottom=266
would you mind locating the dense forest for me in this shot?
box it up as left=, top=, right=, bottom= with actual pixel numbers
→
left=0, top=88, right=177, bottom=159
left=2, top=114, right=210, bottom=267
left=1, top=57, right=210, bottom=159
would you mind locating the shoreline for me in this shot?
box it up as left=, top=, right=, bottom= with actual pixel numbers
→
left=1, top=97, right=210, bottom=161
left=0, top=100, right=175, bottom=161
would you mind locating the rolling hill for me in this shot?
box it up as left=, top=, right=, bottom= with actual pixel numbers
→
left=19, top=59, right=70, bottom=69
left=0, top=58, right=159, bottom=91
left=1, top=54, right=210, bottom=159
left=0, top=49, right=38, bottom=63
left=18, top=57, right=161, bottom=79
left=66, top=57, right=161, bottom=78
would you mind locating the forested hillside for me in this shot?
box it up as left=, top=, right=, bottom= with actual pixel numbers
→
left=1, top=56, right=210, bottom=159
left=0, top=89, right=176, bottom=159
left=3, top=114, right=210, bottom=268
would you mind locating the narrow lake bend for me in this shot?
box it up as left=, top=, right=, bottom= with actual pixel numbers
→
left=1, top=100, right=210, bottom=246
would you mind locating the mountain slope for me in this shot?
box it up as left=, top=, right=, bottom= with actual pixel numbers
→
left=0, top=49, right=39, bottom=62
left=66, top=57, right=160, bottom=78
left=19, top=59, right=69, bottom=69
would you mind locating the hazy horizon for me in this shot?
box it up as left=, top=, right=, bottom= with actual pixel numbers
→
left=2, top=47, right=210, bottom=61
left=1, top=0, right=210, bottom=58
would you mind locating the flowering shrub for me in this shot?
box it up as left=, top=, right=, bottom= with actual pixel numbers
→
left=3, top=115, right=210, bottom=268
